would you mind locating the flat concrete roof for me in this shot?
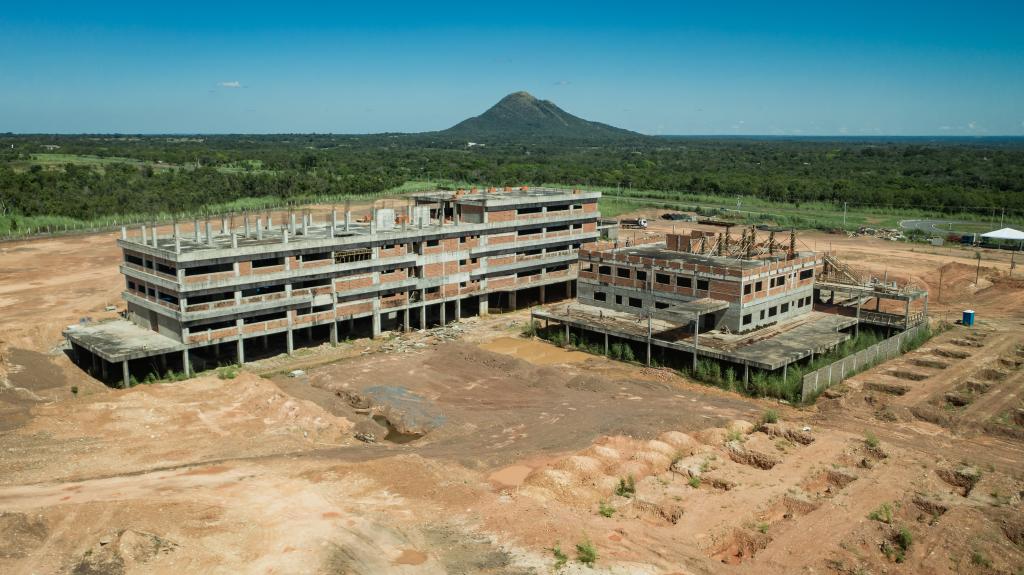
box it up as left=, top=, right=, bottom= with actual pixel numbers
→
left=412, top=187, right=598, bottom=204
left=66, top=319, right=184, bottom=363
left=593, top=245, right=816, bottom=270
left=532, top=304, right=856, bottom=370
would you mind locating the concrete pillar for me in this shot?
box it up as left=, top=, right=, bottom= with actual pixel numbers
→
left=646, top=339, right=652, bottom=366
left=904, top=299, right=910, bottom=331
left=91, top=353, right=100, bottom=378
left=331, top=209, right=338, bottom=230
left=372, top=312, right=381, bottom=338
left=237, top=338, right=245, bottom=364
left=182, top=349, right=191, bottom=376
left=174, top=236, right=181, bottom=254
left=289, top=213, right=296, bottom=235
left=221, top=216, right=228, bottom=234
left=244, top=216, right=250, bottom=238
left=231, top=234, right=238, bottom=248
left=455, top=297, right=462, bottom=321
left=330, top=321, right=338, bottom=345
left=283, top=229, right=289, bottom=245
left=540, top=284, right=546, bottom=304
left=692, top=318, right=700, bottom=373
left=256, top=218, right=263, bottom=240
left=345, top=210, right=351, bottom=231
left=152, top=228, right=159, bottom=248
left=783, top=362, right=788, bottom=383
left=286, top=329, right=294, bottom=354
left=604, top=332, right=609, bottom=355
left=301, top=215, right=308, bottom=236
left=121, top=226, right=127, bottom=240
left=855, top=297, right=862, bottom=338
left=205, top=221, right=213, bottom=246
left=267, top=214, right=273, bottom=229
left=564, top=323, right=570, bottom=346
left=403, top=308, right=411, bottom=332
left=479, top=294, right=489, bottom=316
left=172, top=222, right=180, bottom=238
left=193, top=220, right=200, bottom=243
left=566, top=280, right=573, bottom=299
left=420, top=304, right=427, bottom=329
left=101, top=359, right=108, bottom=382
left=141, top=225, right=148, bottom=244
left=122, top=360, right=130, bottom=389
left=509, top=291, right=517, bottom=311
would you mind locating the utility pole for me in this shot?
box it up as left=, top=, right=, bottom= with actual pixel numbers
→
left=937, top=264, right=944, bottom=304
left=975, top=251, right=982, bottom=286
left=843, top=202, right=847, bottom=227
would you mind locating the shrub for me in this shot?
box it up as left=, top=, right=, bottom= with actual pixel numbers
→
left=520, top=321, right=537, bottom=338
left=615, top=475, right=636, bottom=498
left=688, top=476, right=701, bottom=488
left=550, top=544, right=568, bottom=570
left=868, top=502, right=894, bottom=524
left=865, top=431, right=880, bottom=449
left=575, top=537, right=597, bottom=566
left=70, top=386, right=79, bottom=396
left=761, top=409, right=779, bottom=425
left=609, top=342, right=635, bottom=363
left=598, top=501, right=615, bottom=518
left=896, top=526, right=913, bottom=551
left=217, top=365, right=240, bottom=380
left=756, top=522, right=769, bottom=534
left=971, top=551, right=991, bottom=568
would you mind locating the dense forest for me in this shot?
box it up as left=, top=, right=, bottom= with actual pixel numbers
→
left=1, top=133, right=1022, bottom=221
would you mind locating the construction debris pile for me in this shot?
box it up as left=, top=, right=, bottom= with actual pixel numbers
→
left=848, top=226, right=904, bottom=241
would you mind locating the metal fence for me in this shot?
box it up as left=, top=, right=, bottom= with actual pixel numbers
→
left=801, top=323, right=930, bottom=401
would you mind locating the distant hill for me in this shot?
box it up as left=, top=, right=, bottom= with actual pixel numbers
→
left=435, top=91, right=645, bottom=141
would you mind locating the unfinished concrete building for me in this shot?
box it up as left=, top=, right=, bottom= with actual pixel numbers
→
left=66, top=187, right=600, bottom=387
left=533, top=226, right=928, bottom=384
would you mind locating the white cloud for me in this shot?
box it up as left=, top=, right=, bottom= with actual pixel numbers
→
left=218, top=81, right=242, bottom=89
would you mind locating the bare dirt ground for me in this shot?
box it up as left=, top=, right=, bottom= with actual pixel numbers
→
left=1, top=215, right=1023, bottom=574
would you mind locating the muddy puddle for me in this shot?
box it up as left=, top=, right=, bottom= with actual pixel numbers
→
left=479, top=337, right=591, bottom=365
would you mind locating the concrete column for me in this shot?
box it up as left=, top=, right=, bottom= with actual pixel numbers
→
left=539, top=284, right=546, bottom=304
left=345, top=210, right=351, bottom=231
left=419, top=304, right=427, bottom=329
left=231, top=234, right=238, bottom=249
left=904, top=299, right=910, bottom=331
left=256, top=218, right=263, bottom=240
left=646, top=339, right=651, bottom=367
left=289, top=213, right=296, bottom=235
left=566, top=280, right=573, bottom=299
left=604, top=332, right=609, bottom=355
left=174, top=236, right=181, bottom=254
left=141, top=225, right=148, bottom=244
left=439, top=302, right=446, bottom=326
left=479, top=294, right=489, bottom=316
left=221, top=216, right=228, bottom=234
left=205, top=221, right=213, bottom=246
left=331, top=209, right=338, bottom=230
left=455, top=297, right=461, bottom=321
left=283, top=229, right=289, bottom=245
left=237, top=338, right=245, bottom=364
left=301, top=215, right=308, bottom=236
left=121, top=226, right=127, bottom=241
left=372, top=312, right=381, bottom=338
left=403, top=308, right=411, bottom=332
left=855, top=297, right=862, bottom=338
left=744, top=364, right=749, bottom=386
left=244, top=216, right=250, bottom=238
left=91, top=353, right=100, bottom=378
left=101, top=359, right=108, bottom=382
left=182, top=349, right=191, bottom=376
left=267, top=214, right=273, bottom=229
left=564, top=323, right=570, bottom=347
left=152, top=228, right=159, bottom=248
left=509, top=291, right=517, bottom=311
left=692, top=318, right=700, bottom=373
left=172, top=223, right=180, bottom=238
left=122, top=360, right=130, bottom=389
left=193, top=220, right=200, bottom=243
left=330, top=321, right=338, bottom=345
left=783, top=362, right=788, bottom=383
left=286, top=329, right=294, bottom=354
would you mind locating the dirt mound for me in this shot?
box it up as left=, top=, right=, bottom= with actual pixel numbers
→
left=72, top=529, right=178, bottom=575
left=726, top=440, right=780, bottom=470
left=0, top=511, right=48, bottom=558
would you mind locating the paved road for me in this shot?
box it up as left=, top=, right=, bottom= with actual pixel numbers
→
left=898, top=219, right=975, bottom=234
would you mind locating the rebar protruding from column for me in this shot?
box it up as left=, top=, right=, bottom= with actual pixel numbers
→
left=768, top=231, right=776, bottom=255
left=789, top=229, right=796, bottom=259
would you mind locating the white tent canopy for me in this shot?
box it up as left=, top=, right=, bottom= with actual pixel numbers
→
left=981, top=227, right=1024, bottom=241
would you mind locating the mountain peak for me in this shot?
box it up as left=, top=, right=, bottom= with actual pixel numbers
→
left=437, top=92, right=643, bottom=141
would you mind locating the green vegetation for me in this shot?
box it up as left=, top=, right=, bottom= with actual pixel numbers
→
left=865, top=431, right=881, bottom=449
left=608, top=342, right=636, bottom=362
left=550, top=544, right=568, bottom=570
left=520, top=320, right=538, bottom=338
left=575, top=537, right=598, bottom=567
left=756, top=522, right=770, bottom=534
left=760, top=409, right=779, bottom=426
left=867, top=502, right=895, bottom=524
left=971, top=550, right=992, bottom=568
left=3, top=134, right=1022, bottom=238
left=688, top=476, right=702, bottom=489
left=70, top=385, right=78, bottom=396
left=615, top=475, right=636, bottom=498
left=598, top=501, right=615, bottom=518
left=217, top=365, right=240, bottom=380
left=880, top=525, right=912, bottom=563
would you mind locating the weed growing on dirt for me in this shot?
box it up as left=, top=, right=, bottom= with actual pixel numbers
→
left=519, top=321, right=538, bottom=338
left=598, top=501, right=615, bottom=518
left=971, top=550, right=992, bottom=568
left=761, top=409, right=779, bottom=426
left=868, top=502, right=894, bottom=524
left=615, top=475, right=636, bottom=498
left=217, top=365, right=240, bottom=380
left=70, top=386, right=78, bottom=396
left=865, top=431, right=880, bottom=449
left=550, top=544, right=568, bottom=570
left=726, top=428, right=744, bottom=442
left=575, top=537, right=597, bottom=566
left=688, top=476, right=701, bottom=488
left=882, top=525, right=913, bottom=563
left=756, top=522, right=770, bottom=534
left=609, top=342, right=635, bottom=362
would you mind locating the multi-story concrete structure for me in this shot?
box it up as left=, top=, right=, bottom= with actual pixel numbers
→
left=66, top=187, right=600, bottom=387
left=576, top=230, right=820, bottom=333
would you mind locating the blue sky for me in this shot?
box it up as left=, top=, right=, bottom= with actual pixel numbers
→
left=1, top=1, right=1021, bottom=135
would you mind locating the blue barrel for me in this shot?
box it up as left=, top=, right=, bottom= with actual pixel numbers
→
left=963, top=310, right=975, bottom=326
